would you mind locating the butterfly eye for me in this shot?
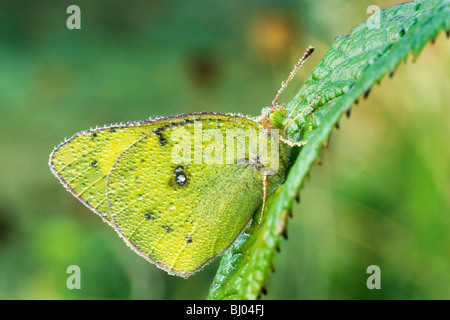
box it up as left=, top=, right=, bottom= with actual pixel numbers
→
left=268, top=109, right=286, bottom=130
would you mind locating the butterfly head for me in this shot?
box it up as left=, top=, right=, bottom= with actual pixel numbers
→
left=258, top=104, right=288, bottom=134
left=268, top=105, right=287, bottom=130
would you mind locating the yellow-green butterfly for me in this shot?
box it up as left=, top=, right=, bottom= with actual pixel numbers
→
left=49, top=47, right=315, bottom=278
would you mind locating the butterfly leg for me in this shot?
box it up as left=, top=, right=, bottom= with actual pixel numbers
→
left=284, top=96, right=321, bottom=136
left=279, top=95, right=321, bottom=148
left=279, top=135, right=308, bottom=148
left=257, top=173, right=269, bottom=229
left=287, top=98, right=303, bottom=119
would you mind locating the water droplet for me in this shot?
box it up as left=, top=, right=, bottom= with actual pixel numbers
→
left=175, top=174, right=187, bottom=185
left=174, top=166, right=184, bottom=173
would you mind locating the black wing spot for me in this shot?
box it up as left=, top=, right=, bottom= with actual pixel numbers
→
left=170, top=166, right=190, bottom=187
left=155, top=130, right=167, bottom=147
left=144, top=212, right=155, bottom=221
left=175, top=173, right=187, bottom=186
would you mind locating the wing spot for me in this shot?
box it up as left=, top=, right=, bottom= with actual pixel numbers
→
left=170, top=166, right=189, bottom=187
left=174, top=166, right=184, bottom=173
left=144, top=212, right=155, bottom=221
left=155, top=131, right=167, bottom=146
left=175, top=173, right=187, bottom=186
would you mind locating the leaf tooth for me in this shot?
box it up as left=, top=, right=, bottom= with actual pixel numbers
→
left=275, top=210, right=290, bottom=238
left=285, top=209, right=293, bottom=218
left=261, top=286, right=267, bottom=295
left=334, top=122, right=340, bottom=129
left=294, top=193, right=300, bottom=203
left=346, top=108, right=351, bottom=118
left=354, top=98, right=359, bottom=105
left=364, top=88, right=371, bottom=99
left=281, top=228, right=288, bottom=240
left=304, top=173, right=310, bottom=182
left=257, top=285, right=268, bottom=299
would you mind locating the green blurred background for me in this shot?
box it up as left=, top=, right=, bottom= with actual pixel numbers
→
left=0, top=0, right=448, bottom=299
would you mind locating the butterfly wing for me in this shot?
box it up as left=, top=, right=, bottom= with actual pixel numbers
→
left=50, top=113, right=289, bottom=277
left=106, top=115, right=286, bottom=276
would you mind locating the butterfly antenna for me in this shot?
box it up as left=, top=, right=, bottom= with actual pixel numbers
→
left=271, top=46, right=315, bottom=109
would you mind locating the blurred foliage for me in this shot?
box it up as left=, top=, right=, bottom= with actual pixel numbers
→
left=0, top=0, right=448, bottom=299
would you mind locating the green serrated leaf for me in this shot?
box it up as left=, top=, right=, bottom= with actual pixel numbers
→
left=208, top=0, right=449, bottom=300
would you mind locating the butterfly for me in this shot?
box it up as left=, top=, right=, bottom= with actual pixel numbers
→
left=49, top=47, right=316, bottom=278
